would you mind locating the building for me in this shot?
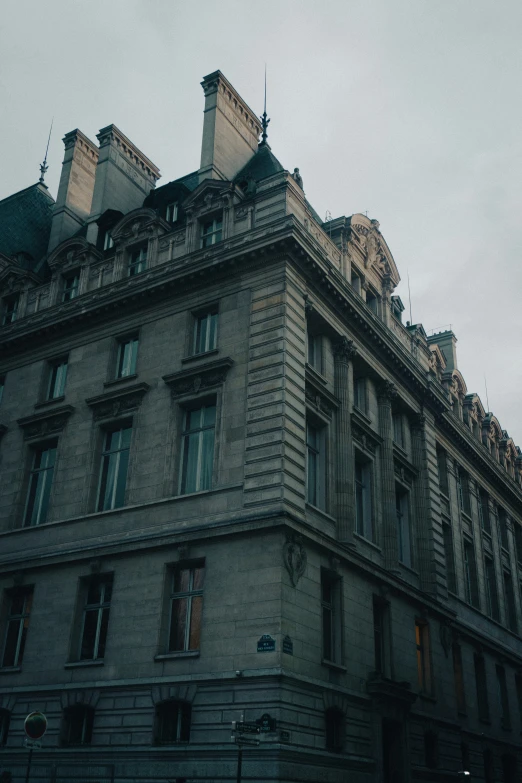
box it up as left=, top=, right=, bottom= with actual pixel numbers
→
left=0, top=70, right=521, bottom=783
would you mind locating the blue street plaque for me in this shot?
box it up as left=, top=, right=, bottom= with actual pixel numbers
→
left=257, top=634, right=276, bottom=652
left=256, top=713, right=277, bottom=733
left=282, top=635, right=293, bottom=655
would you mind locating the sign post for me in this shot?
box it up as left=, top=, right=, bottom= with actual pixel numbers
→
left=23, top=712, right=47, bottom=783
left=231, top=715, right=260, bottom=783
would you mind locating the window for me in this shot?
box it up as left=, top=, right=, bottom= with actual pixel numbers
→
left=193, top=311, right=218, bottom=355
left=324, top=707, right=344, bottom=753
left=501, top=755, right=518, bottom=783
left=503, top=572, right=517, bottom=632
left=128, top=246, right=147, bottom=276
left=166, top=202, right=178, bottom=223
left=200, top=216, right=222, bottom=248
left=0, top=376, right=4, bottom=405
left=373, top=597, right=390, bottom=676
left=2, top=294, right=19, bottom=325
left=0, top=708, right=10, bottom=747
left=24, top=442, right=57, bottom=526
left=321, top=570, right=342, bottom=664
left=478, top=490, right=491, bottom=534
left=353, top=376, right=366, bottom=412
left=115, top=336, right=138, bottom=378
left=103, top=231, right=114, bottom=251
left=424, top=732, right=438, bottom=769
left=154, top=700, right=191, bottom=744
left=415, top=621, right=431, bottom=693
left=61, top=704, right=94, bottom=746
left=443, top=522, right=457, bottom=593
left=463, top=540, right=480, bottom=608
left=452, top=642, right=466, bottom=713
left=496, top=664, right=511, bottom=729
left=307, top=333, right=323, bottom=372
left=47, top=357, right=68, bottom=400
left=351, top=272, right=361, bottom=295
left=62, top=273, right=80, bottom=302
left=180, top=404, right=216, bottom=495
left=79, top=577, right=113, bottom=661
left=474, top=653, right=490, bottom=721
left=484, top=557, right=500, bottom=622
left=436, top=448, right=449, bottom=496
left=306, top=421, right=326, bottom=509
left=167, top=564, right=204, bottom=653
left=355, top=458, right=373, bottom=540
left=1, top=587, right=33, bottom=668
left=392, top=412, right=403, bottom=448
left=498, top=507, right=509, bottom=550
left=456, top=467, right=471, bottom=515
left=97, top=425, right=132, bottom=511
left=396, top=486, right=412, bottom=568
left=366, top=290, right=378, bottom=315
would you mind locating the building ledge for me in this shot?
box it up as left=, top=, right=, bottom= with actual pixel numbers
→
left=64, top=660, right=104, bottom=669
left=154, top=651, right=200, bottom=661
left=163, top=357, right=233, bottom=397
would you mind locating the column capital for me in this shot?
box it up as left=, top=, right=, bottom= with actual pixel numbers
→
left=411, top=412, right=427, bottom=432
left=333, top=336, right=357, bottom=362
left=377, top=380, right=397, bottom=403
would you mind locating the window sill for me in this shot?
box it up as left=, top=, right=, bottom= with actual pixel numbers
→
left=305, top=503, right=336, bottom=524
left=0, top=666, right=21, bottom=674
left=353, top=405, right=371, bottom=421
left=181, top=349, right=219, bottom=364
left=305, top=363, right=327, bottom=385
left=154, top=651, right=200, bottom=661
left=34, top=395, right=65, bottom=409
left=321, top=659, right=346, bottom=673
left=64, top=659, right=104, bottom=669
left=353, top=532, right=381, bottom=553
left=104, top=373, right=138, bottom=388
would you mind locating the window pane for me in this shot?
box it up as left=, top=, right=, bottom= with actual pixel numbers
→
left=173, top=568, right=191, bottom=594
left=97, top=607, right=110, bottom=659
left=113, top=447, right=129, bottom=508
left=169, top=597, right=188, bottom=651
left=189, top=595, right=202, bottom=649
left=200, top=428, right=214, bottom=490
left=322, top=606, right=332, bottom=660
left=2, top=620, right=21, bottom=667
left=80, top=610, right=98, bottom=659
left=192, top=567, right=205, bottom=591
left=181, top=433, right=199, bottom=494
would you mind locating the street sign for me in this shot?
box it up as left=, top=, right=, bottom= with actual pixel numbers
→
left=257, top=634, right=276, bottom=652
left=256, top=713, right=276, bottom=733
left=235, top=735, right=260, bottom=746
left=282, top=635, right=293, bottom=655
left=24, top=712, right=47, bottom=741
left=23, top=739, right=41, bottom=749
left=236, top=721, right=261, bottom=735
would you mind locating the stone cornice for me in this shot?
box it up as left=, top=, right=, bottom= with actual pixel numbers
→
left=163, top=358, right=234, bottom=398
left=17, top=405, right=74, bottom=440
left=85, top=382, right=149, bottom=422
left=304, top=369, right=339, bottom=419
left=351, top=409, right=383, bottom=454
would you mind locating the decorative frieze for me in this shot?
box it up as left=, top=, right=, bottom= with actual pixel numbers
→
left=17, top=405, right=74, bottom=440
left=163, top=357, right=233, bottom=398
left=86, top=383, right=149, bottom=422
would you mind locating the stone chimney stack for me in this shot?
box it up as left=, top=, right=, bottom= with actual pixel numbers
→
left=47, top=129, right=98, bottom=252
left=427, top=330, right=458, bottom=371
left=198, top=71, right=261, bottom=183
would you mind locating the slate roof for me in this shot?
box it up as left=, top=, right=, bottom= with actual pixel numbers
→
left=0, top=183, right=54, bottom=268
left=234, top=144, right=285, bottom=185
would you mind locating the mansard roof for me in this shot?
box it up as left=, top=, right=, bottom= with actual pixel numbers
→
left=0, top=182, right=54, bottom=269
left=234, top=143, right=284, bottom=185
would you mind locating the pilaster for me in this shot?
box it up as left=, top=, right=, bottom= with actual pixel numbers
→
left=333, top=336, right=357, bottom=544
left=378, top=381, right=399, bottom=571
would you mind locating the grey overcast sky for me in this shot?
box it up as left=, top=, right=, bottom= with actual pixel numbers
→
left=1, top=1, right=521, bottom=444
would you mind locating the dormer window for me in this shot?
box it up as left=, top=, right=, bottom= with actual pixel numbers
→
left=103, top=232, right=114, bottom=251
left=2, top=294, right=19, bottom=325
left=62, top=273, right=80, bottom=302
left=166, top=202, right=178, bottom=223
left=366, top=290, right=378, bottom=315
left=200, top=217, right=222, bottom=248
left=128, top=246, right=147, bottom=277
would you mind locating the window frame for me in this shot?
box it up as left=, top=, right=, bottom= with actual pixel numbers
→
left=46, top=356, right=68, bottom=400
left=2, top=294, right=19, bottom=325
left=166, top=563, right=205, bottom=654
left=62, top=272, right=80, bottom=302
left=354, top=455, right=373, bottom=541
left=77, top=576, right=114, bottom=662
left=23, top=440, right=57, bottom=527
left=128, top=244, right=148, bottom=277
left=463, top=539, right=480, bottom=608
left=154, top=700, right=191, bottom=745
left=496, top=663, right=511, bottom=729
left=396, top=484, right=412, bottom=568
left=307, top=333, right=323, bottom=374
left=353, top=376, right=367, bottom=414
left=115, top=335, right=139, bottom=379
left=200, top=215, right=223, bottom=248
left=1, top=586, right=34, bottom=669
left=0, top=376, right=4, bottom=405
left=415, top=620, right=432, bottom=694
left=324, top=707, right=344, bottom=753
left=443, top=521, right=457, bottom=593
left=306, top=418, right=327, bottom=511
left=61, top=704, right=94, bottom=746
left=452, top=642, right=466, bottom=713
left=179, top=402, right=216, bottom=495
left=96, top=423, right=132, bottom=512
left=165, top=202, right=178, bottom=223
left=502, top=571, right=517, bottom=633
left=192, top=309, right=218, bottom=356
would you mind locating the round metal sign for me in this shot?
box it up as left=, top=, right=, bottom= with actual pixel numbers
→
left=24, top=711, right=48, bottom=741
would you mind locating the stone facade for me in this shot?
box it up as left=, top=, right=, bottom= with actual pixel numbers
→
left=0, top=70, right=521, bottom=783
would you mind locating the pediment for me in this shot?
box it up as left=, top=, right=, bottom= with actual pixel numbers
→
left=348, top=214, right=400, bottom=288
left=428, top=344, right=447, bottom=376
left=47, top=237, right=102, bottom=272
left=0, top=257, right=32, bottom=292
left=182, top=179, right=243, bottom=217
left=464, top=393, right=486, bottom=419
left=111, top=207, right=168, bottom=243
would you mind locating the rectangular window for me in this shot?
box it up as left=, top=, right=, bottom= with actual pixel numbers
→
left=193, top=311, right=218, bottom=355
left=166, top=202, right=178, bottom=223
left=496, top=664, right=511, bottom=729
left=396, top=486, right=412, bottom=568
left=306, top=421, right=326, bottom=509
left=464, top=540, right=480, bottom=608
left=373, top=597, right=390, bottom=676
left=479, top=490, right=491, bottom=534
left=307, top=333, right=323, bottom=372
left=474, top=654, right=490, bottom=721
left=392, top=412, right=403, bottom=448
left=47, top=357, right=68, bottom=400
left=62, top=705, right=94, bottom=746
left=2, top=294, right=19, bottom=325
left=200, top=217, right=222, bottom=248
left=103, top=231, right=114, bottom=251
left=503, top=572, right=517, bottom=633
left=97, top=425, right=132, bottom=511
left=62, top=273, right=80, bottom=302
left=353, top=377, right=366, bottom=413
left=415, top=621, right=431, bottom=693
left=456, top=467, right=471, bottom=515
left=180, top=404, right=216, bottom=495
left=437, top=448, right=449, bottom=496
left=366, top=290, right=378, bottom=315
left=79, top=577, right=113, bottom=661
left=24, top=442, right=57, bottom=526
left=484, top=557, right=500, bottom=622
left=443, top=522, right=457, bottom=593
left=128, top=246, right=147, bottom=276
left=168, top=564, right=204, bottom=652
left=322, top=570, right=342, bottom=664
left=116, top=336, right=139, bottom=378
left=1, top=588, right=33, bottom=668
left=453, top=643, right=466, bottom=713
left=498, top=508, right=509, bottom=550
left=155, top=700, right=191, bottom=744
left=355, top=459, right=373, bottom=540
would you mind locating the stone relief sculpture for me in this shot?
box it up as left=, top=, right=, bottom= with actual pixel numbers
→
left=283, top=533, right=307, bottom=587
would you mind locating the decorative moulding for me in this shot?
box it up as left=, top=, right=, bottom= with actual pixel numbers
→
left=85, top=382, right=149, bottom=422
left=17, top=405, right=74, bottom=441
left=283, top=532, right=307, bottom=587
left=163, top=357, right=233, bottom=398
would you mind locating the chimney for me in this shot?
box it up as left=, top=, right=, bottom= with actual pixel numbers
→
left=427, top=330, right=458, bottom=371
left=198, top=71, right=261, bottom=183
left=88, top=125, right=160, bottom=222
left=47, top=129, right=99, bottom=252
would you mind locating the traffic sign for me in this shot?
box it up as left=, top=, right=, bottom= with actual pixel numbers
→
left=236, top=721, right=261, bottom=735
left=235, top=735, right=260, bottom=746
left=24, top=712, right=47, bottom=741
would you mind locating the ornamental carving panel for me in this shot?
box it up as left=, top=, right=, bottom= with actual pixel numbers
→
left=283, top=533, right=307, bottom=587
left=163, top=358, right=234, bottom=399
left=86, top=384, right=149, bottom=422
left=18, top=406, right=74, bottom=441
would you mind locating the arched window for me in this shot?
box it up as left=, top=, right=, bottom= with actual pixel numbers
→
left=154, top=700, right=191, bottom=744
left=0, top=708, right=10, bottom=747
left=61, top=704, right=94, bottom=746
left=324, top=707, right=344, bottom=753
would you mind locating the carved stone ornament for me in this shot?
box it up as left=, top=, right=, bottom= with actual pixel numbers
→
left=377, top=380, right=398, bottom=403
left=283, top=533, right=307, bottom=587
left=332, top=336, right=358, bottom=362
left=163, top=358, right=234, bottom=398
left=235, top=206, right=248, bottom=220
left=304, top=386, right=333, bottom=418
left=17, top=405, right=74, bottom=440
left=86, top=383, right=149, bottom=422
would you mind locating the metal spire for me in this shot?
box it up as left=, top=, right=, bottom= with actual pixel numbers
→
left=39, top=118, right=53, bottom=185
left=260, top=65, right=270, bottom=146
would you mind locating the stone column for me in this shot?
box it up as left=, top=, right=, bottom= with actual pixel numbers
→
left=411, top=413, right=432, bottom=592
left=333, top=337, right=357, bottom=544
left=378, top=381, right=399, bottom=571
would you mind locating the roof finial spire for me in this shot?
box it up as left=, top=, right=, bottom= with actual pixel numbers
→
left=260, top=64, right=270, bottom=146
left=39, top=118, right=53, bottom=185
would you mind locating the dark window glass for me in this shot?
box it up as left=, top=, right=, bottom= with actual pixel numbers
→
left=503, top=572, right=517, bottom=633
left=47, top=358, right=68, bottom=399
left=424, top=732, right=438, bottom=768
left=200, top=217, right=222, bottom=248
left=2, top=294, right=19, bottom=325
left=79, top=578, right=113, bottom=660
left=484, top=557, right=500, bottom=621
left=396, top=486, right=411, bottom=567
left=62, top=274, right=80, bottom=302
left=498, top=508, right=509, bottom=550
left=97, top=426, right=132, bottom=511
left=193, top=311, right=218, bottom=355
left=321, top=571, right=341, bottom=664
left=154, top=701, right=191, bottom=744
left=483, top=749, right=494, bottom=783
left=24, top=443, right=57, bottom=526
left=373, top=597, right=388, bottom=675
left=116, top=336, right=138, bottom=378
left=496, top=664, right=511, bottom=729
left=415, top=621, right=431, bottom=693
left=0, top=708, right=10, bottom=747
left=443, top=523, right=457, bottom=593
left=168, top=565, right=204, bottom=652
left=453, top=643, right=466, bottom=713
left=479, top=490, right=491, bottom=534
left=355, top=460, right=372, bottom=540
left=474, top=654, right=489, bottom=721
left=437, top=449, right=449, bottom=496
left=325, top=708, right=344, bottom=753
left=128, top=246, right=147, bottom=276
left=461, top=742, right=470, bottom=771
left=62, top=704, right=94, bottom=746
left=1, top=588, right=33, bottom=668
left=464, top=541, right=480, bottom=608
